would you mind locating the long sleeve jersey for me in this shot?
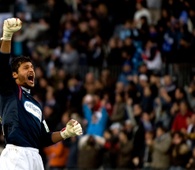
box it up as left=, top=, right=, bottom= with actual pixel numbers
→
left=0, top=52, right=54, bottom=149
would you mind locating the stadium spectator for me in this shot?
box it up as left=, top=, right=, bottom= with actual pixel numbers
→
left=171, top=100, right=193, bottom=133
left=169, top=131, right=191, bottom=170
left=150, top=125, right=172, bottom=170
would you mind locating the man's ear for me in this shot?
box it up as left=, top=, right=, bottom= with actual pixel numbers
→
left=12, top=72, right=18, bottom=79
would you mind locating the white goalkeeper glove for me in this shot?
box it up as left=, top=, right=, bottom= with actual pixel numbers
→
left=1, top=18, right=22, bottom=40
left=60, top=119, right=83, bottom=139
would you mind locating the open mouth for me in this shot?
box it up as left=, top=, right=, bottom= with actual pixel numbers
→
left=27, top=75, right=34, bottom=83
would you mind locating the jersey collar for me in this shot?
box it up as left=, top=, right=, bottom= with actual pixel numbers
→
left=21, top=86, right=31, bottom=94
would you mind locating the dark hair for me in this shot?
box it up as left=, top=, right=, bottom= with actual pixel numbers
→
left=156, top=123, right=167, bottom=133
left=11, top=56, right=32, bottom=73
left=172, top=131, right=185, bottom=142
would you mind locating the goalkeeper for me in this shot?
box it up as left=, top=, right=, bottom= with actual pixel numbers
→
left=0, top=18, right=83, bottom=170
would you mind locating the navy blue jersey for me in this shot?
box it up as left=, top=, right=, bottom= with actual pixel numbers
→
left=0, top=52, right=54, bottom=149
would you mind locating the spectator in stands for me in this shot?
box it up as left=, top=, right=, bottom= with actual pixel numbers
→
left=134, top=1, right=152, bottom=29
left=150, top=125, right=172, bottom=170
left=113, top=19, right=132, bottom=41
left=141, top=85, right=154, bottom=114
left=163, top=0, right=185, bottom=19
left=83, top=72, right=97, bottom=94
left=106, top=36, right=123, bottom=66
left=116, top=130, right=133, bottom=169
left=146, top=0, right=162, bottom=25
left=187, top=113, right=195, bottom=149
left=137, top=74, right=149, bottom=100
left=162, top=74, right=177, bottom=101
left=65, top=136, right=79, bottom=170
left=101, top=129, right=115, bottom=169
left=149, top=73, right=160, bottom=99
left=123, top=119, right=134, bottom=140
left=121, top=37, right=136, bottom=64
left=44, top=141, right=69, bottom=170
left=117, top=61, right=134, bottom=86
left=100, top=91, right=113, bottom=117
left=106, top=122, right=122, bottom=169
left=143, top=130, right=154, bottom=170
left=95, top=3, right=113, bottom=40
left=131, top=104, right=146, bottom=169
left=142, top=39, right=163, bottom=74
left=174, top=87, right=188, bottom=104
left=60, top=42, right=79, bottom=75
left=142, top=112, right=153, bottom=132
left=171, top=100, right=193, bottom=133
left=186, top=147, right=195, bottom=170
left=110, top=92, right=126, bottom=124
left=61, top=20, right=75, bottom=45
left=154, top=95, right=172, bottom=130
left=79, top=94, right=108, bottom=149
left=185, top=79, right=195, bottom=112
left=98, top=68, right=115, bottom=94
left=169, top=131, right=190, bottom=170
left=77, top=135, right=103, bottom=170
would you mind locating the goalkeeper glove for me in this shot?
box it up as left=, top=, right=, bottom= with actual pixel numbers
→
left=1, top=18, right=22, bottom=40
left=60, top=119, right=83, bottom=139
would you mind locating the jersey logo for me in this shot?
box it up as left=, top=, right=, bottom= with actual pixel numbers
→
left=24, top=101, right=42, bottom=122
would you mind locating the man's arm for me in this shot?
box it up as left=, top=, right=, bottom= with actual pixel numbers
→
left=0, top=18, right=22, bottom=93
left=52, top=119, right=83, bottom=143
left=41, top=119, right=83, bottom=146
left=0, top=18, right=22, bottom=53
left=51, top=131, right=64, bottom=143
left=0, top=40, right=11, bottom=53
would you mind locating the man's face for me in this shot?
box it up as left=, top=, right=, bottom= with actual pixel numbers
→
left=13, top=62, right=35, bottom=88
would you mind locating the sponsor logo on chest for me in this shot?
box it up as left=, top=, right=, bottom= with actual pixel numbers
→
left=24, top=101, right=42, bottom=122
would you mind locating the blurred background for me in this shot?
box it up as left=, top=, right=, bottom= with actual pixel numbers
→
left=1, top=0, right=195, bottom=170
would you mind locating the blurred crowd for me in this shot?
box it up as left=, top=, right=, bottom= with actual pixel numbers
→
left=1, top=0, right=195, bottom=170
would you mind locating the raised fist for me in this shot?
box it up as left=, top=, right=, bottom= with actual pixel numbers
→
left=60, top=119, right=83, bottom=139
left=2, top=18, right=22, bottom=40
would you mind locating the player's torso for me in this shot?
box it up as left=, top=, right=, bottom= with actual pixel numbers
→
left=0, top=86, right=43, bottom=148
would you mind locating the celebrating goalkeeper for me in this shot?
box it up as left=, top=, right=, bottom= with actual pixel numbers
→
left=0, top=18, right=83, bottom=170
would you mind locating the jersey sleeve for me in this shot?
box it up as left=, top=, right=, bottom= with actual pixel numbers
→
left=0, top=52, right=15, bottom=94
left=40, top=120, right=54, bottom=147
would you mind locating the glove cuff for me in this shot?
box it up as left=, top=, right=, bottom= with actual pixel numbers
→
left=60, top=127, right=70, bottom=140
left=1, top=30, right=13, bottom=40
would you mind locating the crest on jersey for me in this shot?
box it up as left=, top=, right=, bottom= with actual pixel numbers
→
left=24, top=101, right=42, bottom=122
